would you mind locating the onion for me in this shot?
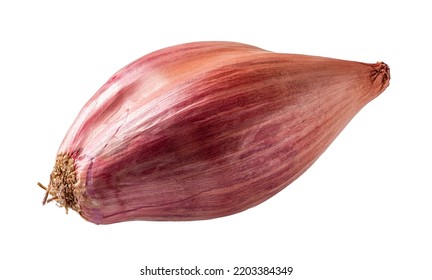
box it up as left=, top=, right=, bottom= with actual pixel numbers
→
left=39, top=41, right=390, bottom=224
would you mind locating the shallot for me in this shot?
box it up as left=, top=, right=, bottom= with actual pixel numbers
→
left=38, top=41, right=390, bottom=224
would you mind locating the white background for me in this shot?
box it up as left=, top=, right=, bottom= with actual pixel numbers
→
left=1, top=0, right=431, bottom=279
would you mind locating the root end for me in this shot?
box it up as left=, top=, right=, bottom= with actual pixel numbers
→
left=38, top=153, right=81, bottom=214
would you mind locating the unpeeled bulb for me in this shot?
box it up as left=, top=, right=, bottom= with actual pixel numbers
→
left=39, top=41, right=390, bottom=224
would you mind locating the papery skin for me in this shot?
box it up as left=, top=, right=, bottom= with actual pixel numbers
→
left=45, top=41, right=390, bottom=224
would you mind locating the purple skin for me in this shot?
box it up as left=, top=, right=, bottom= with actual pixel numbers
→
left=45, top=42, right=390, bottom=224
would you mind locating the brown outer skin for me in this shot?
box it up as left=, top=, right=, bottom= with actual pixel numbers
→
left=50, top=41, right=390, bottom=224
